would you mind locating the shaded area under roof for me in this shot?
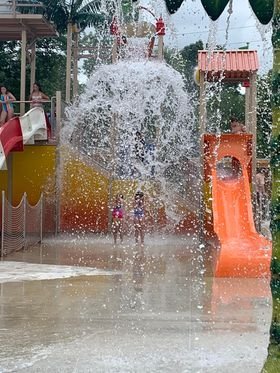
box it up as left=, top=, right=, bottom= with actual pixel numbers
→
left=198, top=50, right=259, bottom=82
left=0, top=14, right=58, bottom=40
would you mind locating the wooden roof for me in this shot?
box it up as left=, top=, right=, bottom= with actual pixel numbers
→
left=0, top=13, right=58, bottom=41
left=198, top=50, right=259, bottom=82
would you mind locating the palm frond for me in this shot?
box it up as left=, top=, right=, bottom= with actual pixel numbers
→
left=79, top=0, right=102, bottom=14
left=41, top=0, right=106, bottom=33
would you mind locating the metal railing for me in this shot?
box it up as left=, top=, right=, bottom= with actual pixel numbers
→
left=0, top=191, right=43, bottom=257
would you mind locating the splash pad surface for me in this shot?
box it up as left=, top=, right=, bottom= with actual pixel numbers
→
left=0, top=236, right=271, bottom=372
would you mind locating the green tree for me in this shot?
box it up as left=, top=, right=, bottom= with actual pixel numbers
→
left=206, top=84, right=245, bottom=133
left=257, top=73, right=272, bottom=159
left=41, top=0, right=104, bottom=33
left=164, top=41, right=203, bottom=90
left=0, top=37, right=67, bottom=105
left=80, top=31, right=113, bottom=78
left=0, top=41, right=21, bottom=98
left=38, top=0, right=106, bottom=101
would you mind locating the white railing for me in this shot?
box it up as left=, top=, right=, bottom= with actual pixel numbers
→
left=1, top=191, right=43, bottom=257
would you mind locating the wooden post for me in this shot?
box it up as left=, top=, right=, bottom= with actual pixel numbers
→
left=20, top=29, right=27, bottom=116
left=158, top=35, right=164, bottom=61
left=73, top=32, right=79, bottom=98
left=55, top=91, right=62, bottom=234
left=199, top=72, right=207, bottom=133
left=108, top=113, right=117, bottom=232
left=199, top=72, right=207, bottom=240
left=66, top=22, right=72, bottom=103
left=250, top=72, right=258, bottom=218
left=30, top=41, right=36, bottom=93
left=112, top=38, right=117, bottom=63
left=56, top=90, right=62, bottom=140
left=7, top=154, right=13, bottom=204
left=245, top=86, right=251, bottom=131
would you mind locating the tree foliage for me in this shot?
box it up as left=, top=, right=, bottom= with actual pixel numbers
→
left=257, top=73, right=272, bottom=158
left=0, top=37, right=67, bottom=101
left=40, top=0, right=105, bottom=33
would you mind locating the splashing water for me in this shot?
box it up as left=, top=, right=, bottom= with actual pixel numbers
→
left=63, top=45, right=197, bottom=225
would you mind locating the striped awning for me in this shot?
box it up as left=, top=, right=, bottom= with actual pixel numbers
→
left=198, top=50, right=259, bottom=82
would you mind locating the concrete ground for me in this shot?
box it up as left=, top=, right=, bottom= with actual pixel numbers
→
left=0, top=234, right=272, bottom=372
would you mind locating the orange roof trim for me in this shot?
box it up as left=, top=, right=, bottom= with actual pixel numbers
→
left=198, top=50, right=259, bottom=82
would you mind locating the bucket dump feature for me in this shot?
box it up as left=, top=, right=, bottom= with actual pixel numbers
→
left=197, top=50, right=272, bottom=278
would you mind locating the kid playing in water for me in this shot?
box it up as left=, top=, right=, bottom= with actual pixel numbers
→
left=134, top=191, right=145, bottom=245
left=112, top=193, right=125, bottom=245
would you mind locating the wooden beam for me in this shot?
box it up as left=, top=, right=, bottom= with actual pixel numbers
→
left=65, top=22, right=72, bottom=103
left=55, top=90, right=62, bottom=234
left=245, top=86, right=251, bottom=131
left=112, top=38, right=117, bottom=63
left=20, top=29, right=27, bottom=116
left=73, top=32, right=79, bottom=98
left=199, top=72, right=207, bottom=240
left=250, top=72, right=258, bottom=201
left=158, top=35, right=164, bottom=61
left=30, top=41, right=36, bottom=93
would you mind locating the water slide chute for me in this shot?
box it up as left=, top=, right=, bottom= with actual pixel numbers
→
left=204, top=134, right=272, bottom=278
left=0, top=107, right=48, bottom=170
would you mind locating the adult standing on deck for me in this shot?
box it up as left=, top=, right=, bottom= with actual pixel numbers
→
left=29, top=82, right=49, bottom=109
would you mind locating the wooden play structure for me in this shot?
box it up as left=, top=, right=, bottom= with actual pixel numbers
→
left=198, top=50, right=271, bottom=277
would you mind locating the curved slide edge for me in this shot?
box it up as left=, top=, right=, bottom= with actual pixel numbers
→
left=0, top=108, right=48, bottom=170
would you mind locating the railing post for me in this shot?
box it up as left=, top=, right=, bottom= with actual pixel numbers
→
left=23, top=193, right=26, bottom=248
left=55, top=91, right=62, bottom=234
left=199, top=72, right=207, bottom=242
left=20, top=29, right=27, bottom=116
left=1, top=191, right=5, bottom=258
left=40, top=194, right=43, bottom=243
left=11, top=0, right=16, bottom=15
left=50, top=96, right=56, bottom=137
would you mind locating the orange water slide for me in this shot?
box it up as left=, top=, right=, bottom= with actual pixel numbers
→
left=204, top=134, right=272, bottom=278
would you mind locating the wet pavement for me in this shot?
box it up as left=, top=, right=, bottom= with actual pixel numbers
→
left=0, top=234, right=272, bottom=372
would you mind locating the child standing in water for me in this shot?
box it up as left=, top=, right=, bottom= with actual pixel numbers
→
left=134, top=191, right=145, bottom=245
left=112, top=193, right=125, bottom=245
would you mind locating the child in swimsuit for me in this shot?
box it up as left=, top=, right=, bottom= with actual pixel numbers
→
left=112, top=193, right=124, bottom=245
left=134, top=191, right=145, bottom=244
left=0, top=86, right=16, bottom=126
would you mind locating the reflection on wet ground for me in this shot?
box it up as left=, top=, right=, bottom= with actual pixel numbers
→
left=0, top=234, right=272, bottom=372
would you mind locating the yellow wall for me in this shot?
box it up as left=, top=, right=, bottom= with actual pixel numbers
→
left=60, top=149, right=110, bottom=232
left=0, top=145, right=56, bottom=205
left=12, top=145, right=56, bottom=205
left=0, top=169, right=8, bottom=195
